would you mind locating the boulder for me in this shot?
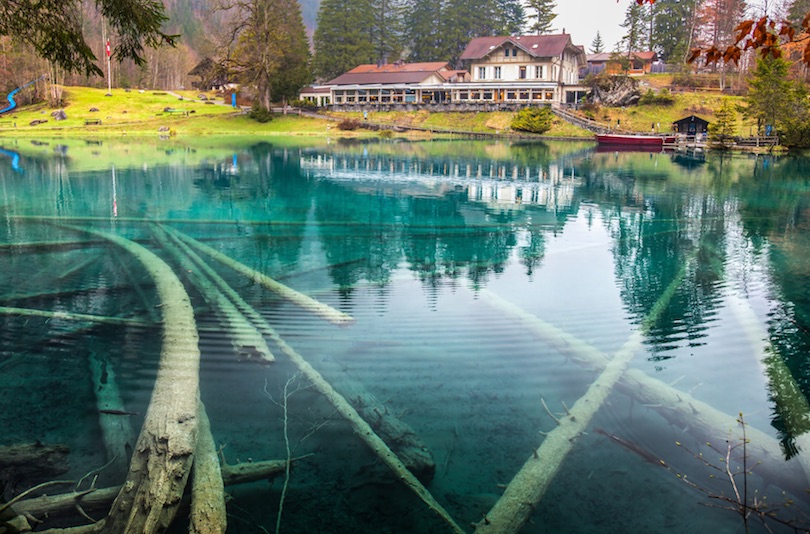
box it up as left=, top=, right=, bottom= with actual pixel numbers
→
left=588, top=75, right=641, bottom=107
left=89, top=107, right=100, bottom=112
left=51, top=109, right=67, bottom=121
left=29, top=119, right=48, bottom=126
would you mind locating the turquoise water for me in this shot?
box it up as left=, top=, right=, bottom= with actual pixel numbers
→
left=1, top=138, right=810, bottom=533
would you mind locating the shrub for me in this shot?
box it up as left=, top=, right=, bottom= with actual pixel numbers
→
left=510, top=106, right=554, bottom=134
left=638, top=88, right=675, bottom=106
left=337, top=118, right=361, bottom=130
left=290, top=99, right=317, bottom=110
left=379, top=129, right=394, bottom=139
left=248, top=104, right=273, bottom=123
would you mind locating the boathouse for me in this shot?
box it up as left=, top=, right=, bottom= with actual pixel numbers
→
left=672, top=115, right=710, bottom=139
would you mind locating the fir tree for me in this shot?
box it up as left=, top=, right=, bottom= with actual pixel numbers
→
left=619, top=2, right=648, bottom=53
left=708, top=98, right=737, bottom=148
left=526, top=0, right=557, bottom=35
left=590, top=31, right=605, bottom=53
left=312, top=0, right=375, bottom=81
left=652, top=0, right=697, bottom=62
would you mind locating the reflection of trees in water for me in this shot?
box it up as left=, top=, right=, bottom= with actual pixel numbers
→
left=736, top=156, right=810, bottom=456
left=578, top=168, right=728, bottom=364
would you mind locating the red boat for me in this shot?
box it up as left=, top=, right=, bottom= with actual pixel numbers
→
left=595, top=133, right=677, bottom=147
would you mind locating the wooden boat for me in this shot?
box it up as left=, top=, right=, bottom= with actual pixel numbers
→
left=595, top=133, right=677, bottom=147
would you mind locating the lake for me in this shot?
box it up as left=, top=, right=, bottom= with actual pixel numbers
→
left=1, top=137, right=809, bottom=533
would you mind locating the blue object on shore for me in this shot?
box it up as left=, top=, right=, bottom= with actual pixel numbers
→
left=0, top=75, right=47, bottom=115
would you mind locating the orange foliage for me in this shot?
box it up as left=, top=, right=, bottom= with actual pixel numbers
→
left=633, top=0, right=810, bottom=64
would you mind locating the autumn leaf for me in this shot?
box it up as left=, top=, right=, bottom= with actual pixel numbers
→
left=686, top=48, right=701, bottom=63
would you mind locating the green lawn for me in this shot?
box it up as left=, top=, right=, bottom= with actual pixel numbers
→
left=0, top=83, right=745, bottom=140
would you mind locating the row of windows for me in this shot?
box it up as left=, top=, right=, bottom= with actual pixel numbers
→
left=476, top=65, right=553, bottom=80
left=332, top=89, right=557, bottom=104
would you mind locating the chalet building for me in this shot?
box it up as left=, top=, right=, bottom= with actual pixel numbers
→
left=457, top=34, right=587, bottom=104
left=312, top=33, right=589, bottom=110
left=585, top=52, right=659, bottom=76
left=326, top=62, right=465, bottom=106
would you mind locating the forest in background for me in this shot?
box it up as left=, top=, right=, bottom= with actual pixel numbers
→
left=1, top=0, right=810, bottom=113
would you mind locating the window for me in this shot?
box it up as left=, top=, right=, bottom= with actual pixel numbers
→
left=504, top=48, right=509, bottom=57
left=478, top=66, right=486, bottom=79
left=494, top=66, right=501, bottom=79
left=536, top=65, right=544, bottom=79
left=507, top=91, right=516, bottom=100
left=545, top=92, right=553, bottom=100
left=483, top=92, right=493, bottom=100
left=519, top=66, right=527, bottom=79
left=512, top=48, right=518, bottom=57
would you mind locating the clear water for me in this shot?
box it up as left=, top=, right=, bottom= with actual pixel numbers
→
left=2, top=138, right=810, bottom=533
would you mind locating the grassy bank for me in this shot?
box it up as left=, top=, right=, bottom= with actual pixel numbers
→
left=0, top=84, right=748, bottom=140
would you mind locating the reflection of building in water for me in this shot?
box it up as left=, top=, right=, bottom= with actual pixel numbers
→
left=300, top=153, right=579, bottom=210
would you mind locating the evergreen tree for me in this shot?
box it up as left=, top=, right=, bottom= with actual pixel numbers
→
left=590, top=31, right=605, bottom=53
left=619, top=2, right=648, bottom=52
left=652, top=0, right=697, bottom=62
left=312, top=0, right=375, bottom=81
left=406, top=0, right=446, bottom=62
left=526, top=0, right=557, bottom=35
left=787, top=0, right=810, bottom=26
left=746, top=53, right=792, bottom=134
left=708, top=98, right=737, bottom=148
left=440, top=0, right=525, bottom=66
left=267, top=0, right=311, bottom=103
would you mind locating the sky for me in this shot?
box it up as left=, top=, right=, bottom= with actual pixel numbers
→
left=553, top=1, right=629, bottom=53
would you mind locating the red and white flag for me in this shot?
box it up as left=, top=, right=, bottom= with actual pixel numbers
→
left=106, top=41, right=111, bottom=57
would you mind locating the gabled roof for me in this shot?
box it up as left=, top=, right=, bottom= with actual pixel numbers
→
left=586, top=51, right=658, bottom=63
left=459, top=34, right=579, bottom=60
left=327, top=62, right=451, bottom=85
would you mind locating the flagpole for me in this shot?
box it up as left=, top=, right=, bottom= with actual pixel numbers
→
left=106, top=39, right=112, bottom=95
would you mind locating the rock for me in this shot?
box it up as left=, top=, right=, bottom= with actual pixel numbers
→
left=158, top=126, right=170, bottom=132
left=588, top=75, right=641, bottom=107
left=163, top=107, right=173, bottom=112
left=50, top=109, right=67, bottom=121
left=89, top=107, right=100, bottom=112
left=29, top=119, right=48, bottom=126
left=197, top=94, right=208, bottom=100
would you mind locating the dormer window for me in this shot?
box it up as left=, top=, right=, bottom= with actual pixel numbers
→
left=504, top=48, right=510, bottom=57
left=512, top=48, right=518, bottom=57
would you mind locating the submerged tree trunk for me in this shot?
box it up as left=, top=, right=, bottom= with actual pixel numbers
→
left=61, top=225, right=201, bottom=534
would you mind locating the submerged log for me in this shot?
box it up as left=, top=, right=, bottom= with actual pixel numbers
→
left=476, top=288, right=810, bottom=514
left=313, top=358, right=436, bottom=482
left=167, top=227, right=354, bottom=326
left=474, top=258, right=689, bottom=533
left=159, top=225, right=436, bottom=481
left=88, top=351, right=136, bottom=478
left=60, top=224, right=200, bottom=534
left=14, top=459, right=293, bottom=522
left=152, top=225, right=274, bottom=363
left=0, top=443, right=69, bottom=481
left=0, top=306, right=151, bottom=328
left=189, top=401, right=226, bottom=534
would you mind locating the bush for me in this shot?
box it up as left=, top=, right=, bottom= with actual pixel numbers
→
left=638, top=88, right=675, bottom=106
left=510, top=106, right=554, bottom=134
left=248, top=104, right=273, bottom=123
left=289, top=99, right=317, bottom=110
left=337, top=118, right=361, bottom=130
left=379, top=129, right=394, bottom=139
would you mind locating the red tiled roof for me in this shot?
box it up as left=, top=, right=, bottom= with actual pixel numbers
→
left=460, top=34, right=574, bottom=60
left=327, top=62, right=451, bottom=85
left=586, top=51, right=658, bottom=63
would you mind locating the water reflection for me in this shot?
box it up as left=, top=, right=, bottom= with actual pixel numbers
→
left=2, top=139, right=810, bottom=531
